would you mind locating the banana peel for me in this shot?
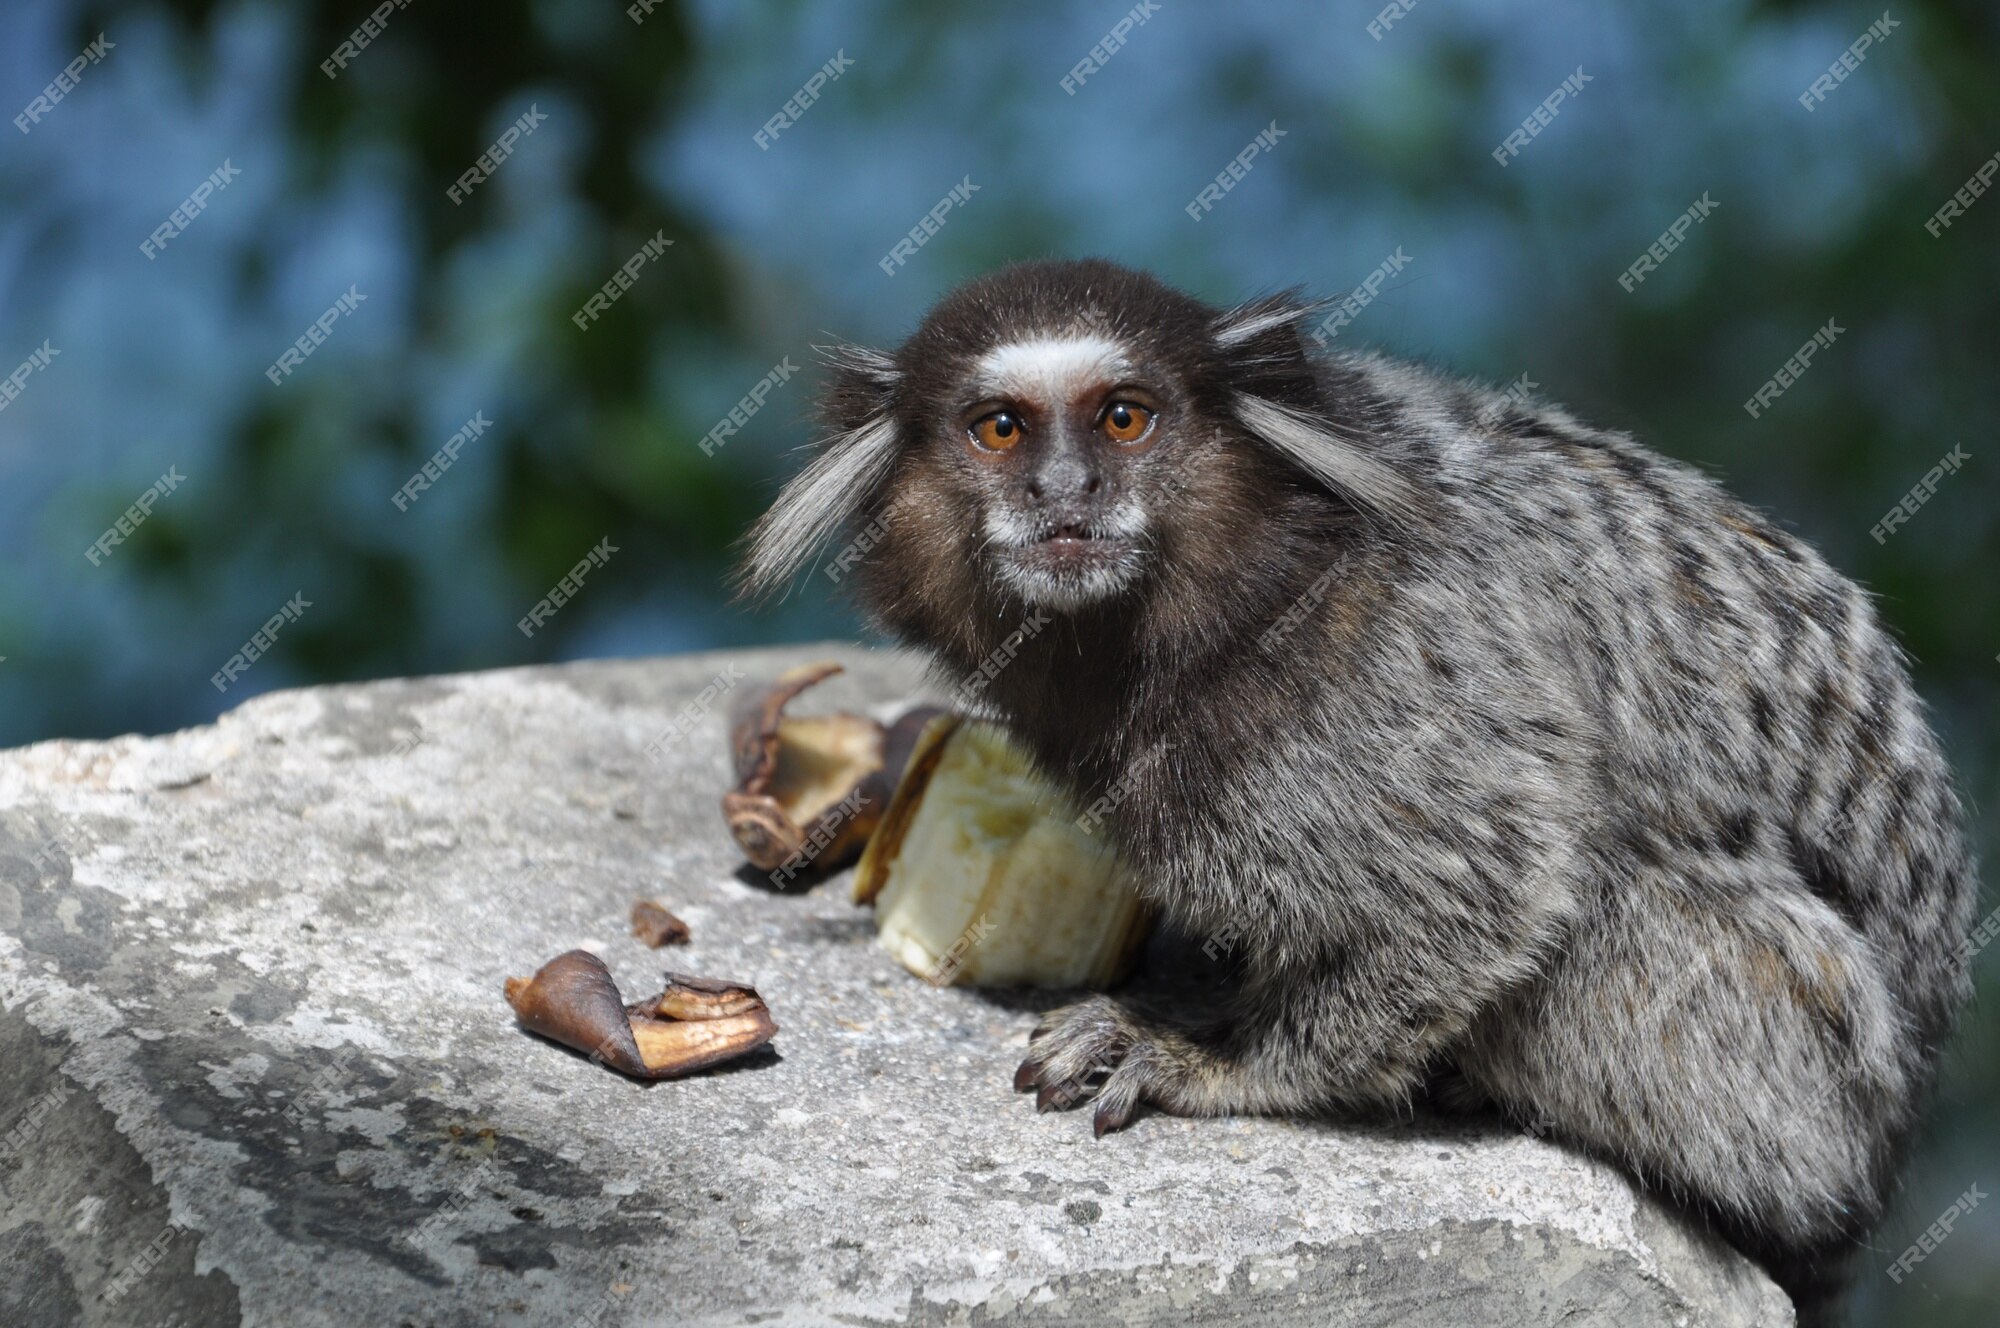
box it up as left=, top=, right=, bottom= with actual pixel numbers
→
left=721, top=661, right=942, bottom=880
left=504, top=950, right=777, bottom=1079
left=629, top=899, right=690, bottom=948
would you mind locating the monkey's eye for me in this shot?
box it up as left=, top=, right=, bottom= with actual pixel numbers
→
left=1099, top=401, right=1153, bottom=444
left=970, top=411, right=1024, bottom=452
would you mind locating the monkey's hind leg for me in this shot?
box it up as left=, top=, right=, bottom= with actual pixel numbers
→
left=1460, top=855, right=1908, bottom=1322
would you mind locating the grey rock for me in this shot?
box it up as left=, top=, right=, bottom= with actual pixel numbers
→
left=0, top=645, right=1794, bottom=1327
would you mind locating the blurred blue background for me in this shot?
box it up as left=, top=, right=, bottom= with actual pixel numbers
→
left=2, top=0, right=1994, bottom=1319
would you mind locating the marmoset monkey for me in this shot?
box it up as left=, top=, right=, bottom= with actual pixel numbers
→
left=738, top=259, right=1976, bottom=1321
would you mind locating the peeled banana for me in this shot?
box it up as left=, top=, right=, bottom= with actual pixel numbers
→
left=854, top=717, right=1150, bottom=989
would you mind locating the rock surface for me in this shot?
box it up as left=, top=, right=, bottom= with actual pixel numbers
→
left=0, top=645, right=1794, bottom=1327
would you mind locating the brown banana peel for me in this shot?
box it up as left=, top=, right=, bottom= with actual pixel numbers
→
left=721, top=661, right=942, bottom=878
left=504, top=950, right=776, bottom=1079
left=642, top=973, right=766, bottom=1021
left=629, top=899, right=691, bottom=948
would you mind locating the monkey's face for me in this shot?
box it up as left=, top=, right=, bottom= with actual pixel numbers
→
left=926, top=332, right=1190, bottom=612
left=739, top=259, right=1414, bottom=643
left=826, top=261, right=1244, bottom=627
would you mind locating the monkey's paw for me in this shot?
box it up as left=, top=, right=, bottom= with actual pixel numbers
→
left=1013, top=996, right=1183, bottom=1137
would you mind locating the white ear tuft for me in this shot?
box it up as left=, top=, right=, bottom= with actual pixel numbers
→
left=1212, top=290, right=1332, bottom=348
left=738, top=415, right=901, bottom=600
left=814, top=342, right=901, bottom=383
left=1232, top=393, right=1417, bottom=527
left=1214, top=302, right=1302, bottom=347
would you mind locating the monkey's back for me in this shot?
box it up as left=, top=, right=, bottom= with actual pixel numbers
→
left=1461, top=385, right=1969, bottom=1035
left=1412, top=369, right=1976, bottom=1304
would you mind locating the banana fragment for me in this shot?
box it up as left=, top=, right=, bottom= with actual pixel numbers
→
left=642, top=973, right=766, bottom=1021
left=504, top=951, right=777, bottom=1079
left=854, top=717, right=1151, bottom=989
left=629, top=899, right=690, bottom=948
left=720, top=661, right=942, bottom=881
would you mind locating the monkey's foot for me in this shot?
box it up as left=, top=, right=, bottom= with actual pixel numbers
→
left=1014, top=996, right=1190, bottom=1137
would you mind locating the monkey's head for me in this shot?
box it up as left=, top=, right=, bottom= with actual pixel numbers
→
left=737, top=259, right=1414, bottom=662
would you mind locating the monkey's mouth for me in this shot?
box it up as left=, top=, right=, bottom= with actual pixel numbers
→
left=991, top=521, right=1143, bottom=610
left=1015, top=523, right=1133, bottom=570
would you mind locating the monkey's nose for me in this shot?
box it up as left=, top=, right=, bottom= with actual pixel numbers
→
left=1026, top=459, right=1102, bottom=502
left=1025, top=477, right=1101, bottom=503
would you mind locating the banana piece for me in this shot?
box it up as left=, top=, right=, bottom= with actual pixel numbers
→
left=854, top=717, right=1150, bottom=988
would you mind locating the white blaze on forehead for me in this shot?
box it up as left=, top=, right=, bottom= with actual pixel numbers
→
left=973, top=334, right=1129, bottom=402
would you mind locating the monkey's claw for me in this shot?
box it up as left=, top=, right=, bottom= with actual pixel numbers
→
left=1014, top=996, right=1157, bottom=1134
left=1092, top=1096, right=1134, bottom=1137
